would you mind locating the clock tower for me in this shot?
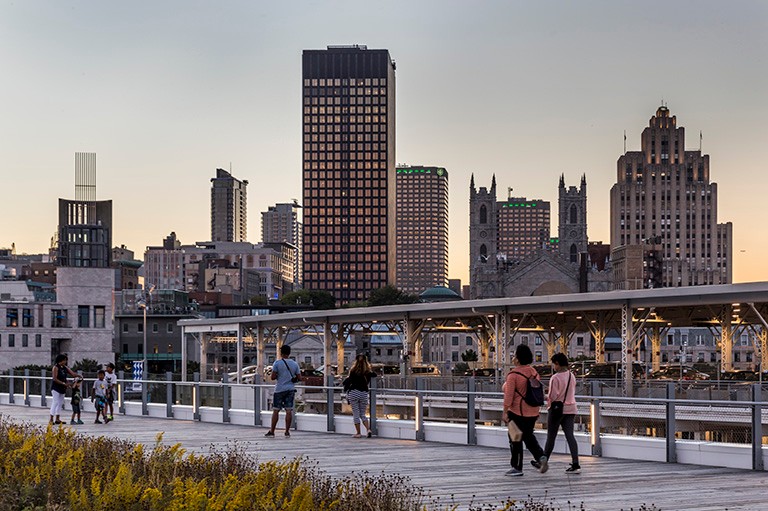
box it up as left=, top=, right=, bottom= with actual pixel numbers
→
left=558, top=174, right=588, bottom=264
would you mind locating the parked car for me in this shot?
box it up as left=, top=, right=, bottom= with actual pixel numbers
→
left=300, top=368, right=325, bottom=386
left=650, top=365, right=710, bottom=381
left=720, top=370, right=762, bottom=381
left=584, top=362, right=646, bottom=379
left=411, top=364, right=441, bottom=376
left=464, top=367, right=497, bottom=377
left=371, top=363, right=400, bottom=376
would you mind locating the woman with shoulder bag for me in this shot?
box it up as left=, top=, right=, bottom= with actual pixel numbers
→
left=541, top=353, right=581, bottom=474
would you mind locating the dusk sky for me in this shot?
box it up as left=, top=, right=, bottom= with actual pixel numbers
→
left=2, top=1, right=766, bottom=284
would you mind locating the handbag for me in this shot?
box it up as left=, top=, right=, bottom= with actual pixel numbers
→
left=507, top=418, right=523, bottom=442
left=283, top=360, right=300, bottom=383
left=549, top=371, right=572, bottom=416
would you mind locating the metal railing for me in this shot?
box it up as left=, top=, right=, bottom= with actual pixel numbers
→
left=1, top=372, right=765, bottom=471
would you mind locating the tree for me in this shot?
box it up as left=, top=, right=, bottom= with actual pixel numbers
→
left=248, top=295, right=268, bottom=306
left=72, top=358, right=101, bottom=372
left=461, top=349, right=479, bottom=371
left=366, top=285, right=419, bottom=307
left=280, top=290, right=336, bottom=310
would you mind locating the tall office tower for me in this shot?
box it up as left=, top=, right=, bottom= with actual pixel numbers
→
left=610, top=106, right=732, bottom=287
left=211, top=168, right=248, bottom=242
left=395, top=166, right=449, bottom=295
left=57, top=152, right=112, bottom=268
left=558, top=174, right=588, bottom=263
left=261, top=202, right=303, bottom=287
left=302, top=45, right=396, bottom=304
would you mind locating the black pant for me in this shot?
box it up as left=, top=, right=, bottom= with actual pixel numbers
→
left=544, top=412, right=579, bottom=465
left=507, top=412, right=544, bottom=471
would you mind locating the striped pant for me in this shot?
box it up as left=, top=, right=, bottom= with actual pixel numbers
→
left=347, top=389, right=369, bottom=424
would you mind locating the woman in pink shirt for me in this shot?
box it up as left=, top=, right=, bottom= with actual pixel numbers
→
left=541, top=353, right=581, bottom=473
left=502, top=344, right=548, bottom=477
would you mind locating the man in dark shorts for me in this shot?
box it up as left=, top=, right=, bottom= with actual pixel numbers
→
left=104, top=362, right=117, bottom=420
left=265, top=345, right=301, bottom=437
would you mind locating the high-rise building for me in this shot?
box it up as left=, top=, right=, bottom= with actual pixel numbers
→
left=302, top=45, right=396, bottom=304
left=211, top=168, right=248, bottom=242
left=610, top=106, right=732, bottom=287
left=57, top=152, right=112, bottom=268
left=395, top=165, right=449, bottom=295
left=261, top=202, right=302, bottom=287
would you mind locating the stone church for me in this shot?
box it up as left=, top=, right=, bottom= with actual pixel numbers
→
left=469, top=174, right=612, bottom=299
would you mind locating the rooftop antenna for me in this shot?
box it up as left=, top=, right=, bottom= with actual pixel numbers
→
left=623, top=130, right=627, bottom=154
left=508, top=187, right=513, bottom=199
left=699, top=131, right=703, bottom=152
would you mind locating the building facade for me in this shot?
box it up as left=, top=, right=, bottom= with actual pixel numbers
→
left=302, top=45, right=396, bottom=304
left=395, top=165, right=449, bottom=294
left=211, top=168, right=248, bottom=243
left=558, top=174, right=588, bottom=263
left=610, top=106, right=733, bottom=287
left=261, top=202, right=302, bottom=288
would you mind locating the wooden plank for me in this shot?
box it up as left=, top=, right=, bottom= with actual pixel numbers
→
left=1, top=405, right=764, bottom=510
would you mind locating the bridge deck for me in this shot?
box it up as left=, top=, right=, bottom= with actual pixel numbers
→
left=1, top=405, right=765, bottom=511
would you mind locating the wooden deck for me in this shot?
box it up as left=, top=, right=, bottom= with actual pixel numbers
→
left=2, top=404, right=765, bottom=510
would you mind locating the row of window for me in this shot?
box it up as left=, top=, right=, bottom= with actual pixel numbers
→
left=304, top=78, right=386, bottom=86
left=121, top=322, right=174, bottom=334
left=0, top=333, right=43, bottom=348
left=5, top=306, right=105, bottom=329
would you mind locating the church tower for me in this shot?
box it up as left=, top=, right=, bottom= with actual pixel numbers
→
left=558, top=174, right=588, bottom=264
left=469, top=174, right=499, bottom=298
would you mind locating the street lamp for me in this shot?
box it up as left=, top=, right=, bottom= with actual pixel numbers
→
left=137, top=285, right=155, bottom=378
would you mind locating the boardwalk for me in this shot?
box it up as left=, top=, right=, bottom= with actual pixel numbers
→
left=2, top=404, right=765, bottom=510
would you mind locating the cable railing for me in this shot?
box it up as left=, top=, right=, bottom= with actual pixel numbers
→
left=0, top=371, right=765, bottom=471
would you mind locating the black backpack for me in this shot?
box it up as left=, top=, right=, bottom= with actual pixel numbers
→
left=512, top=371, right=545, bottom=407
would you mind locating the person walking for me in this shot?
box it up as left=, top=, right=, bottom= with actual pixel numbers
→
left=343, top=354, right=377, bottom=438
left=502, top=344, right=548, bottom=477
left=540, top=353, right=581, bottom=474
left=49, top=354, right=78, bottom=425
left=265, top=344, right=301, bottom=437
left=104, top=362, right=117, bottom=421
left=91, top=370, right=110, bottom=424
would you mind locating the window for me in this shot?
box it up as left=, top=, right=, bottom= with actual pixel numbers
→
left=138, top=323, right=144, bottom=333
left=6, top=308, right=18, bottom=327
left=521, top=335, right=529, bottom=345
left=451, top=336, right=459, bottom=346
left=304, top=356, right=312, bottom=364
left=167, top=323, right=174, bottom=333
left=78, top=306, right=90, bottom=328
left=479, top=205, right=487, bottom=224
left=667, top=334, right=674, bottom=346
left=22, top=308, right=32, bottom=327
left=9, top=334, right=15, bottom=347
left=152, top=323, right=159, bottom=333
left=535, top=351, right=542, bottom=363
left=122, top=323, right=129, bottom=332
left=740, top=334, right=749, bottom=346
left=734, top=352, right=740, bottom=363
left=576, top=336, right=584, bottom=347
left=94, top=306, right=105, bottom=328
left=535, top=336, right=542, bottom=346
left=35, top=334, right=41, bottom=348
left=138, top=343, right=143, bottom=354
left=569, top=204, right=578, bottom=224
left=52, top=310, right=68, bottom=328
left=21, top=334, right=28, bottom=347
left=466, top=336, right=473, bottom=346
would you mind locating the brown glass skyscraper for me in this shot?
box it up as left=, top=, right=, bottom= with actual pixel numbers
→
left=302, top=46, right=396, bottom=304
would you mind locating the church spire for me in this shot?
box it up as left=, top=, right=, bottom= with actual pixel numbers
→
left=491, top=174, right=496, bottom=194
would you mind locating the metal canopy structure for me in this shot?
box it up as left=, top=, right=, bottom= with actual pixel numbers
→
left=178, top=282, right=768, bottom=394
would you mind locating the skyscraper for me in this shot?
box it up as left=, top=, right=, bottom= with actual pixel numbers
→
left=261, top=202, right=302, bottom=288
left=395, top=165, right=449, bottom=295
left=610, top=106, right=732, bottom=287
left=211, top=168, right=248, bottom=243
left=302, top=45, right=396, bottom=304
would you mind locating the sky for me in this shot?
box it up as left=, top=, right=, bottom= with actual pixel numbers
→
left=1, top=1, right=767, bottom=284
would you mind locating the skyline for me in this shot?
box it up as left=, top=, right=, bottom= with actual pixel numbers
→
left=2, top=1, right=767, bottom=285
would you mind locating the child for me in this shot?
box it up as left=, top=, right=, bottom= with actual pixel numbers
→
left=69, top=378, right=84, bottom=425
left=104, top=362, right=117, bottom=421
left=91, top=370, right=110, bottom=424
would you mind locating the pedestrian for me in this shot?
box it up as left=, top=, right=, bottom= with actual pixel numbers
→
left=49, top=354, right=79, bottom=425
left=342, top=354, right=377, bottom=438
left=265, top=344, right=301, bottom=437
left=502, top=344, right=548, bottom=477
left=69, top=377, right=84, bottom=425
left=540, top=353, right=581, bottom=474
left=91, top=370, right=110, bottom=424
left=104, top=362, right=117, bottom=421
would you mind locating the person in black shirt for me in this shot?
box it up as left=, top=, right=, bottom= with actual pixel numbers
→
left=49, top=354, right=78, bottom=425
left=342, top=354, right=377, bottom=438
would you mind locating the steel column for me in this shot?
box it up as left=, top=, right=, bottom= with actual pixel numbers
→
left=666, top=383, right=677, bottom=463
left=415, top=377, right=425, bottom=441
left=166, top=372, right=174, bottom=418
left=752, top=384, right=764, bottom=471
left=467, top=377, right=476, bottom=445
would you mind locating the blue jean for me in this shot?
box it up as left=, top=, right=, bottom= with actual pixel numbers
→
left=273, top=390, right=296, bottom=410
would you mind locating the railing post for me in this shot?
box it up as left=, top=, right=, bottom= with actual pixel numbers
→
left=166, top=372, right=173, bottom=418
left=118, top=370, right=125, bottom=415
left=8, top=369, right=15, bottom=404
left=590, top=380, right=602, bottom=456
left=141, top=370, right=149, bottom=416
left=370, top=376, right=378, bottom=436
left=415, top=377, right=425, bottom=441
left=326, top=374, right=335, bottom=432
left=752, top=384, right=764, bottom=471
left=467, top=377, right=477, bottom=445
left=253, top=375, right=262, bottom=427
left=193, top=372, right=201, bottom=421
left=24, top=369, right=30, bottom=406
left=222, top=372, right=230, bottom=423
left=666, top=382, right=677, bottom=463
left=40, top=369, right=47, bottom=407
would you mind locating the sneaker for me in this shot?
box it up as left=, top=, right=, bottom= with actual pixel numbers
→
left=94, top=420, right=102, bottom=424
left=367, top=431, right=372, bottom=438
left=565, top=464, right=581, bottom=474
left=108, top=415, right=114, bottom=420
left=70, top=420, right=77, bottom=425
left=76, top=420, right=84, bottom=425
left=264, top=431, right=275, bottom=437
left=284, top=431, right=290, bottom=437
left=504, top=468, right=524, bottom=477
left=538, top=456, right=549, bottom=474
left=530, top=459, right=541, bottom=470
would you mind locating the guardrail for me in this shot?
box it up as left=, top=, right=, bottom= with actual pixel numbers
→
left=0, top=372, right=765, bottom=471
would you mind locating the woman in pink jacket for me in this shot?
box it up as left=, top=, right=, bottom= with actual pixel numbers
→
left=502, top=344, right=548, bottom=477
left=541, top=353, right=581, bottom=473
